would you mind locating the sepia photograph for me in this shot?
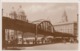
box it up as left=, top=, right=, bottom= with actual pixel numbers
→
left=2, top=3, right=78, bottom=50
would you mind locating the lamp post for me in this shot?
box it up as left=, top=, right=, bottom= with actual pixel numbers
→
left=2, top=9, right=3, bottom=16
left=35, top=24, right=38, bottom=44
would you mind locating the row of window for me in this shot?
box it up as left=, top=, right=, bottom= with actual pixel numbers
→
left=54, top=24, right=75, bottom=35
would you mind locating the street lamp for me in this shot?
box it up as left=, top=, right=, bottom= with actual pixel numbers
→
left=35, top=24, right=38, bottom=44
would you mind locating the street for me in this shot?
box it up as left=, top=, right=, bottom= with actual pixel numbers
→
left=14, top=43, right=78, bottom=50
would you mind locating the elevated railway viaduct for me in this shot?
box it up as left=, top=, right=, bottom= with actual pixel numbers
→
left=2, top=17, right=77, bottom=48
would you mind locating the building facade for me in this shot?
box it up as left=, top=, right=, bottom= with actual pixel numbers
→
left=2, top=6, right=29, bottom=48
left=53, top=22, right=78, bottom=36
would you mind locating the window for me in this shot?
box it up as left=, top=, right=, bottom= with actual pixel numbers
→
left=5, top=29, right=9, bottom=41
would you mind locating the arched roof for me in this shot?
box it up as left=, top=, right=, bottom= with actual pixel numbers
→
left=32, top=19, right=47, bottom=24
left=32, top=19, right=53, bottom=26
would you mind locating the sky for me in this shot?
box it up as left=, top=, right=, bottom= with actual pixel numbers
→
left=2, top=3, right=78, bottom=25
